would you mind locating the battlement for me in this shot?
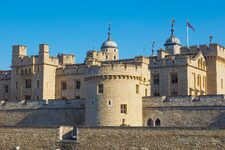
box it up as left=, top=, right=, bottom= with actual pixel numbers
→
left=0, top=99, right=85, bottom=110
left=143, top=95, right=225, bottom=107
left=57, top=53, right=75, bottom=65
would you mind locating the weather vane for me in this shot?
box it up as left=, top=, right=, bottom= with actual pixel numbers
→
left=152, top=41, right=155, bottom=56
left=108, top=23, right=111, bottom=40
left=171, top=18, right=175, bottom=36
left=209, top=34, right=213, bottom=44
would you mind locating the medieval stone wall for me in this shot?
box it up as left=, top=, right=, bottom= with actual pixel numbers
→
left=0, top=100, right=85, bottom=126
left=73, top=127, right=225, bottom=150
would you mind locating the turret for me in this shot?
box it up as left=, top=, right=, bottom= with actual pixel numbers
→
left=164, top=19, right=181, bottom=55
left=100, top=24, right=119, bottom=61
left=39, top=44, right=49, bottom=63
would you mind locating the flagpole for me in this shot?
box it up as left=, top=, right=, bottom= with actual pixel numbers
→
left=186, top=23, right=189, bottom=48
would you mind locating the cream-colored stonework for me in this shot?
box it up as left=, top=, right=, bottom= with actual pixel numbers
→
left=1, top=25, right=225, bottom=127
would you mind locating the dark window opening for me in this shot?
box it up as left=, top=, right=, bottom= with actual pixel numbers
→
left=171, top=73, right=178, bottom=84
left=153, top=74, right=160, bottom=84
left=147, top=118, right=154, bottom=127
left=98, top=84, right=104, bottom=93
left=25, top=79, right=31, bottom=88
left=120, top=104, right=127, bottom=114
left=155, top=118, right=161, bottom=127
left=61, top=81, right=67, bottom=90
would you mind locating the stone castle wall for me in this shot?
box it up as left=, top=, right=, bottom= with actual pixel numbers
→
left=1, top=126, right=225, bottom=150
left=74, top=127, right=225, bottom=150
left=0, top=126, right=60, bottom=150
left=0, top=100, right=85, bottom=126
left=143, top=95, right=225, bottom=127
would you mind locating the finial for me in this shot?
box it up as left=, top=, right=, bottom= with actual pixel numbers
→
left=209, top=34, right=213, bottom=44
left=171, top=18, right=175, bottom=36
left=152, top=41, right=155, bottom=56
left=108, top=23, right=111, bottom=40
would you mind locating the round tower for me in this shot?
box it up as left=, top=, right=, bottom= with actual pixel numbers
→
left=85, top=64, right=149, bottom=127
left=101, top=24, right=119, bottom=60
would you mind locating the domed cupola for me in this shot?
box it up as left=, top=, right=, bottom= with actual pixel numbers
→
left=101, top=24, right=118, bottom=49
left=164, top=19, right=181, bottom=55
left=101, top=24, right=119, bottom=60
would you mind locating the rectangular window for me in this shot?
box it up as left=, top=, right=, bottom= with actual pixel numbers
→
left=37, top=80, right=39, bottom=88
left=120, top=104, right=127, bottom=114
left=136, top=84, right=139, bottom=94
left=61, top=81, right=67, bottom=90
left=16, top=81, right=18, bottom=89
left=108, top=100, right=112, bottom=106
left=221, top=79, right=224, bottom=89
left=171, top=73, right=178, bottom=84
left=4, top=85, right=8, bottom=93
left=76, top=80, right=81, bottom=89
left=98, top=84, right=104, bottom=93
left=153, top=74, right=160, bottom=84
left=145, top=89, right=148, bottom=97
left=197, top=75, right=201, bottom=86
left=25, top=79, right=31, bottom=88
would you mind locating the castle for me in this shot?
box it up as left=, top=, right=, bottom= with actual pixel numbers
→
left=1, top=21, right=225, bottom=128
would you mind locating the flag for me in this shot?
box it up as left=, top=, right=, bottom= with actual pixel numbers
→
left=186, top=20, right=195, bottom=31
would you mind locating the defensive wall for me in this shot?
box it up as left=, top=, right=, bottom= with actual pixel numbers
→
left=0, top=99, right=85, bottom=126
left=1, top=126, right=225, bottom=150
left=143, top=95, right=225, bottom=127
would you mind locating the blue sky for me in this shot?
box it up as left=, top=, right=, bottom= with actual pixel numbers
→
left=0, top=0, right=225, bottom=69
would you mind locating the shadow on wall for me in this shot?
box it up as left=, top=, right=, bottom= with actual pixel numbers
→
left=0, top=100, right=86, bottom=126
left=209, top=112, right=225, bottom=127
left=16, top=108, right=85, bottom=126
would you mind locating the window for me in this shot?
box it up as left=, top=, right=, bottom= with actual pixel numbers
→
left=114, top=49, right=116, bottom=52
left=197, top=75, right=201, bottom=86
left=145, top=89, right=148, bottom=97
left=98, top=84, right=104, bottom=93
left=106, top=56, right=108, bottom=60
left=16, top=81, right=18, bottom=89
left=25, top=79, right=31, bottom=88
left=136, top=84, right=139, bottom=94
left=105, top=49, right=108, bottom=52
left=76, top=80, right=81, bottom=89
left=155, top=118, right=161, bottom=126
left=24, top=95, right=31, bottom=100
left=171, top=73, right=178, bottom=84
left=4, top=85, right=8, bottom=93
left=120, top=104, right=127, bottom=114
left=114, top=56, right=116, bottom=60
left=147, top=118, right=154, bottom=127
left=61, top=81, right=67, bottom=90
left=108, top=100, right=112, bottom=106
left=153, top=74, right=160, bottom=84
left=37, top=80, right=39, bottom=88
left=221, top=79, right=224, bottom=89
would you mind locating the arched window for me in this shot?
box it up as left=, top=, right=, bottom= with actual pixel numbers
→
left=155, top=118, right=161, bottom=127
left=147, top=118, right=154, bottom=127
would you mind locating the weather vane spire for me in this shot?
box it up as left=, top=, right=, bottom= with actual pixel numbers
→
left=209, top=34, right=213, bottom=44
left=108, top=23, right=111, bottom=40
left=171, top=18, right=175, bottom=36
left=152, top=41, right=155, bottom=56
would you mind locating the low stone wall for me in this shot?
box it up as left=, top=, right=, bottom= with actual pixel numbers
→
left=74, top=127, right=225, bottom=150
left=0, top=100, right=85, bottom=126
left=0, top=126, right=60, bottom=150
left=143, top=96, right=225, bottom=127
